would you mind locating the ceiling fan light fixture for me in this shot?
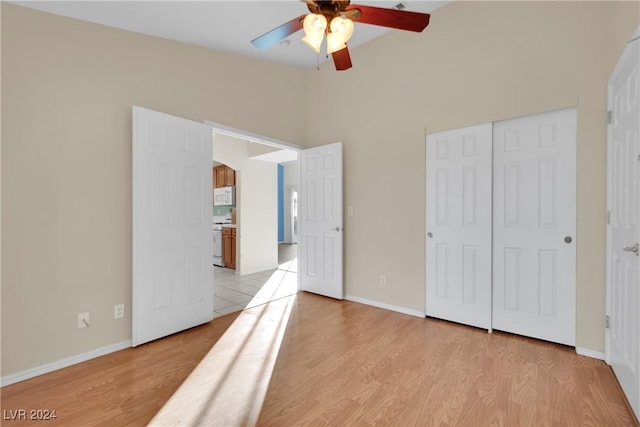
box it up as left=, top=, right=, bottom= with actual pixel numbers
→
left=252, top=2, right=431, bottom=71
left=302, top=34, right=324, bottom=53
left=303, top=13, right=327, bottom=38
left=329, top=16, right=354, bottom=44
left=326, top=33, right=347, bottom=54
left=302, top=13, right=327, bottom=53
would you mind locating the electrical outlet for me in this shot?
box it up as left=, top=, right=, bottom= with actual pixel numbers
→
left=77, top=312, right=90, bottom=329
left=380, top=275, right=387, bottom=286
left=347, top=206, right=354, bottom=216
left=114, top=304, right=124, bottom=319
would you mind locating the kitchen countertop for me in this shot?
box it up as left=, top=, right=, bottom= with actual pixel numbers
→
left=222, top=224, right=237, bottom=228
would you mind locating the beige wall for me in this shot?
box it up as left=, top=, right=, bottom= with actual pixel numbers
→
left=212, top=133, right=249, bottom=171
left=1, top=1, right=638, bottom=378
left=238, top=159, right=278, bottom=275
left=1, top=3, right=305, bottom=376
left=304, top=1, right=638, bottom=352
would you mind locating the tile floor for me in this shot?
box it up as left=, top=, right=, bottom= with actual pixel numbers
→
left=213, top=244, right=298, bottom=318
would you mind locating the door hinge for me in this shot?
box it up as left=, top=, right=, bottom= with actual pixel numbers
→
left=605, top=315, right=610, bottom=329
left=608, top=110, right=612, bottom=124
left=607, top=210, right=611, bottom=225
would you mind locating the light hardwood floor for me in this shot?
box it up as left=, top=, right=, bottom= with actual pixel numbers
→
left=1, top=292, right=637, bottom=426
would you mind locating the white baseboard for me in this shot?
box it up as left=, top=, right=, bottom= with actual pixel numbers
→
left=576, top=346, right=605, bottom=361
left=345, top=295, right=425, bottom=318
left=1, top=340, right=132, bottom=387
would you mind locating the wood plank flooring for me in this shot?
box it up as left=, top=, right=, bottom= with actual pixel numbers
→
left=258, top=294, right=637, bottom=426
left=0, top=311, right=240, bottom=426
left=1, top=292, right=637, bottom=426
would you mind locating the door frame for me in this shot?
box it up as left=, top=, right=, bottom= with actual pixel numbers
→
left=205, top=120, right=303, bottom=152
left=205, top=120, right=303, bottom=275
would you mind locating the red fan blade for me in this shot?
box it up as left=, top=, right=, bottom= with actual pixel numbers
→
left=251, top=14, right=306, bottom=49
left=332, top=46, right=352, bottom=71
left=346, top=5, right=430, bottom=32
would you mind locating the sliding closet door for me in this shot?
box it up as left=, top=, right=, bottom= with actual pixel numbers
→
left=492, top=108, right=577, bottom=345
left=426, top=123, right=493, bottom=329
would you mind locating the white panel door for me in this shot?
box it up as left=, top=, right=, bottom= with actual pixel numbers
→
left=492, top=108, right=576, bottom=345
left=299, top=142, right=343, bottom=299
left=132, top=106, right=213, bottom=346
left=607, top=30, right=640, bottom=419
left=426, top=124, right=493, bottom=329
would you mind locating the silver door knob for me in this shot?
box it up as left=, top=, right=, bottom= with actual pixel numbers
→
left=564, top=236, right=572, bottom=244
left=427, top=232, right=433, bottom=238
left=332, top=227, right=342, bottom=232
left=623, top=243, right=639, bottom=255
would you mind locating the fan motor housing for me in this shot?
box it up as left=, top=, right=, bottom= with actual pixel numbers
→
left=307, top=0, right=351, bottom=17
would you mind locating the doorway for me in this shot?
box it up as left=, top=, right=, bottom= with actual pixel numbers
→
left=209, top=129, right=301, bottom=317
left=207, top=123, right=344, bottom=307
left=133, top=109, right=344, bottom=345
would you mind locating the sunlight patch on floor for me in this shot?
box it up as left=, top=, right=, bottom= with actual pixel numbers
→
left=149, top=295, right=296, bottom=426
left=278, top=256, right=297, bottom=273
left=246, top=263, right=298, bottom=309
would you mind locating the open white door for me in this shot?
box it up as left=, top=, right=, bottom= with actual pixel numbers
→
left=607, top=29, right=640, bottom=419
left=426, top=123, right=493, bottom=330
left=299, top=142, right=343, bottom=299
left=132, top=106, right=214, bottom=346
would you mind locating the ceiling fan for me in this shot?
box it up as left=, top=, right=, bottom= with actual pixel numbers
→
left=251, top=0, right=431, bottom=71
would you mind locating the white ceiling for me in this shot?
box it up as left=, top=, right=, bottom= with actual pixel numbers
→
left=13, top=0, right=449, bottom=69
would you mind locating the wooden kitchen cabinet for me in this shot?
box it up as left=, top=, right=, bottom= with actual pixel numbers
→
left=225, top=166, right=235, bottom=186
left=214, top=165, right=236, bottom=188
left=231, top=229, right=237, bottom=269
left=214, top=166, right=225, bottom=189
left=222, top=227, right=236, bottom=270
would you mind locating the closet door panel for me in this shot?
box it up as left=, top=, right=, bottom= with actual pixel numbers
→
left=426, top=123, right=493, bottom=329
left=492, top=108, right=576, bottom=345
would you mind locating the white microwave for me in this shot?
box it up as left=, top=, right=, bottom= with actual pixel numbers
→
left=214, top=186, right=235, bottom=206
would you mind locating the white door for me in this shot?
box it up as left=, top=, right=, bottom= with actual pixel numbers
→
left=132, top=106, right=214, bottom=346
left=492, top=108, right=577, bottom=346
left=290, top=188, right=299, bottom=245
left=299, top=142, right=343, bottom=299
left=607, top=29, right=640, bottom=419
left=426, top=123, right=493, bottom=329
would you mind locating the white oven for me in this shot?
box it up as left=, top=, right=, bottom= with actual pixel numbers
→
left=213, top=186, right=235, bottom=206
